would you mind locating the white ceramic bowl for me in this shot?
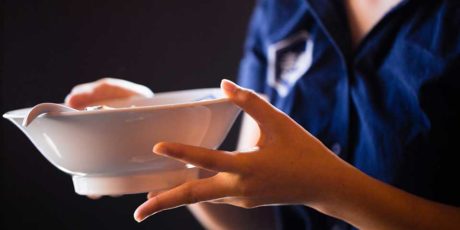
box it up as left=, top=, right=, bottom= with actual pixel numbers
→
left=3, top=88, right=241, bottom=195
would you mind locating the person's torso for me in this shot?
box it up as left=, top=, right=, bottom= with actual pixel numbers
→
left=238, top=0, right=460, bottom=229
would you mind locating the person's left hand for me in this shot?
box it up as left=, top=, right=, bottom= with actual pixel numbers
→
left=134, top=79, right=353, bottom=222
left=65, top=78, right=154, bottom=110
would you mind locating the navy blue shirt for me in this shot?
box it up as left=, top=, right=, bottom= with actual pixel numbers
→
left=237, top=0, right=460, bottom=229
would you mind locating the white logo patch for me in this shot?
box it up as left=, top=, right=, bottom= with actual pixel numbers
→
left=267, top=31, right=313, bottom=97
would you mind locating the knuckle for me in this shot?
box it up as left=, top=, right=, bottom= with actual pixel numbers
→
left=154, top=195, right=165, bottom=210
left=147, top=192, right=156, bottom=199
left=237, top=179, right=254, bottom=197
left=239, top=89, right=258, bottom=103
left=183, top=184, right=200, bottom=204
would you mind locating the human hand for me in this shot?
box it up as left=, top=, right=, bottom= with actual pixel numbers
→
left=134, top=79, right=353, bottom=222
left=65, top=78, right=153, bottom=110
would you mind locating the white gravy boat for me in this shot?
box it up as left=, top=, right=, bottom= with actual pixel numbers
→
left=3, top=88, right=241, bottom=196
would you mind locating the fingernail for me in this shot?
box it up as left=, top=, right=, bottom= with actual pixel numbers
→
left=134, top=210, right=158, bottom=223
left=221, top=79, right=238, bottom=95
left=134, top=209, right=144, bottom=223
left=135, top=217, right=144, bottom=223
left=153, top=143, right=169, bottom=155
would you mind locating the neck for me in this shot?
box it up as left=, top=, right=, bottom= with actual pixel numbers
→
left=345, top=0, right=403, bottom=48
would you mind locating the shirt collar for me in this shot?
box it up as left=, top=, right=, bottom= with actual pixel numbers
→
left=305, top=0, right=352, bottom=60
left=304, top=0, right=412, bottom=60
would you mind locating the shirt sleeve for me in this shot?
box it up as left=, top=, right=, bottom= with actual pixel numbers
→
left=237, top=0, right=268, bottom=94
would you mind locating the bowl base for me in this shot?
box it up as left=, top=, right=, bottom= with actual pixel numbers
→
left=72, top=168, right=199, bottom=196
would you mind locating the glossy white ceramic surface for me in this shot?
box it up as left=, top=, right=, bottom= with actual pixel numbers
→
left=3, top=88, right=241, bottom=195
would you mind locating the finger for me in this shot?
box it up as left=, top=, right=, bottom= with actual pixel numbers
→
left=93, top=82, right=139, bottom=99
left=65, top=84, right=137, bottom=109
left=95, top=78, right=154, bottom=98
left=134, top=176, right=230, bottom=222
left=64, top=78, right=154, bottom=109
left=87, top=195, right=102, bottom=200
left=153, top=142, right=240, bottom=172
left=220, top=79, right=282, bottom=130
left=65, top=93, right=92, bottom=109
left=147, top=191, right=161, bottom=200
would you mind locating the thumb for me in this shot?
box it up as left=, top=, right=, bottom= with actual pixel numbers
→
left=220, top=79, right=282, bottom=129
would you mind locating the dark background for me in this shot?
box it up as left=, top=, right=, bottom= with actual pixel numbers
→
left=1, top=0, right=255, bottom=229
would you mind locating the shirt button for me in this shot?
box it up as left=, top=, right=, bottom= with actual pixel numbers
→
left=331, top=143, right=341, bottom=155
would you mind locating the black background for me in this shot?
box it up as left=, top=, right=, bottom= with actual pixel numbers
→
left=1, top=0, right=255, bottom=229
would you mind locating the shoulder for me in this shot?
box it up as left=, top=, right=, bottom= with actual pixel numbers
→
left=404, top=0, right=460, bottom=60
left=249, top=0, right=310, bottom=42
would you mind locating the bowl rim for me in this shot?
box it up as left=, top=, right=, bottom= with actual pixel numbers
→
left=3, top=88, right=234, bottom=119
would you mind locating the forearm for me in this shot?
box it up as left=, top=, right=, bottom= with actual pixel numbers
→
left=313, top=164, right=460, bottom=230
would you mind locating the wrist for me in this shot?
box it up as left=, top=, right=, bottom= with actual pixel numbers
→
left=306, top=161, right=369, bottom=221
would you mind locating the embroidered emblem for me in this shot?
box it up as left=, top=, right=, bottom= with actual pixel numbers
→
left=267, top=31, right=313, bottom=97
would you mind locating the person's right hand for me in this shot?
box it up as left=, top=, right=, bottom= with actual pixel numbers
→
left=65, top=78, right=154, bottom=110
